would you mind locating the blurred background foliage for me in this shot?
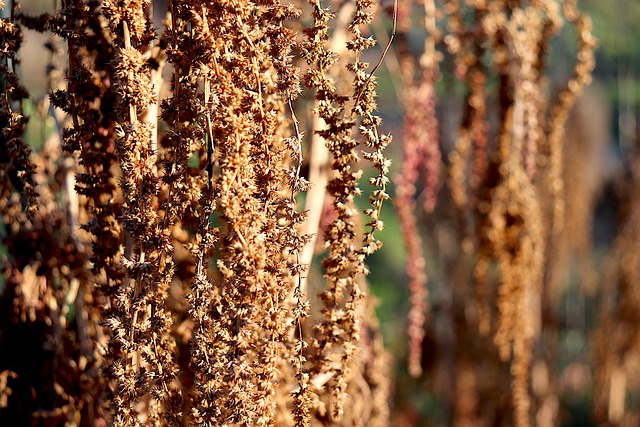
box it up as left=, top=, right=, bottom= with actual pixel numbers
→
left=365, top=1, right=640, bottom=425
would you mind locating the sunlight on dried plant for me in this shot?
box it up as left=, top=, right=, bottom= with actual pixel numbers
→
left=0, top=0, right=612, bottom=425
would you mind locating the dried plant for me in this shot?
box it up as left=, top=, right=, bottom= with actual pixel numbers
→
left=0, top=0, right=37, bottom=212
left=298, top=0, right=392, bottom=421
left=390, top=0, right=597, bottom=426
left=0, top=0, right=617, bottom=426
left=393, top=0, right=440, bottom=379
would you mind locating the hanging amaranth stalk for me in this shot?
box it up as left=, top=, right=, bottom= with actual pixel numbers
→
left=170, top=0, right=307, bottom=425
left=437, top=1, right=596, bottom=425
left=300, top=0, right=392, bottom=420
left=48, top=0, right=125, bottom=304
left=394, top=0, right=440, bottom=378
left=101, top=0, right=182, bottom=424
left=0, top=0, right=37, bottom=212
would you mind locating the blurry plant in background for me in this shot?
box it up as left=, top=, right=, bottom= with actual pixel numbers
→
left=1, top=0, right=639, bottom=426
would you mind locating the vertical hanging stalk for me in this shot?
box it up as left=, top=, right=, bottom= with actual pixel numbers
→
left=544, top=0, right=596, bottom=234
left=101, top=1, right=182, bottom=424
left=174, top=0, right=306, bottom=425
left=479, top=7, right=546, bottom=427
left=394, top=0, right=440, bottom=378
left=301, top=0, right=391, bottom=419
left=45, top=0, right=126, bottom=322
left=300, top=1, right=355, bottom=299
left=444, top=4, right=496, bottom=372
left=45, top=0, right=126, bottom=421
left=439, top=1, right=596, bottom=425
left=0, top=0, right=37, bottom=212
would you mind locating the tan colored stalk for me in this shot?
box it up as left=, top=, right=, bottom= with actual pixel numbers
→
left=300, top=2, right=355, bottom=296
left=102, top=2, right=183, bottom=424
left=173, top=1, right=306, bottom=425
left=300, top=0, right=393, bottom=419
left=544, top=0, right=596, bottom=234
